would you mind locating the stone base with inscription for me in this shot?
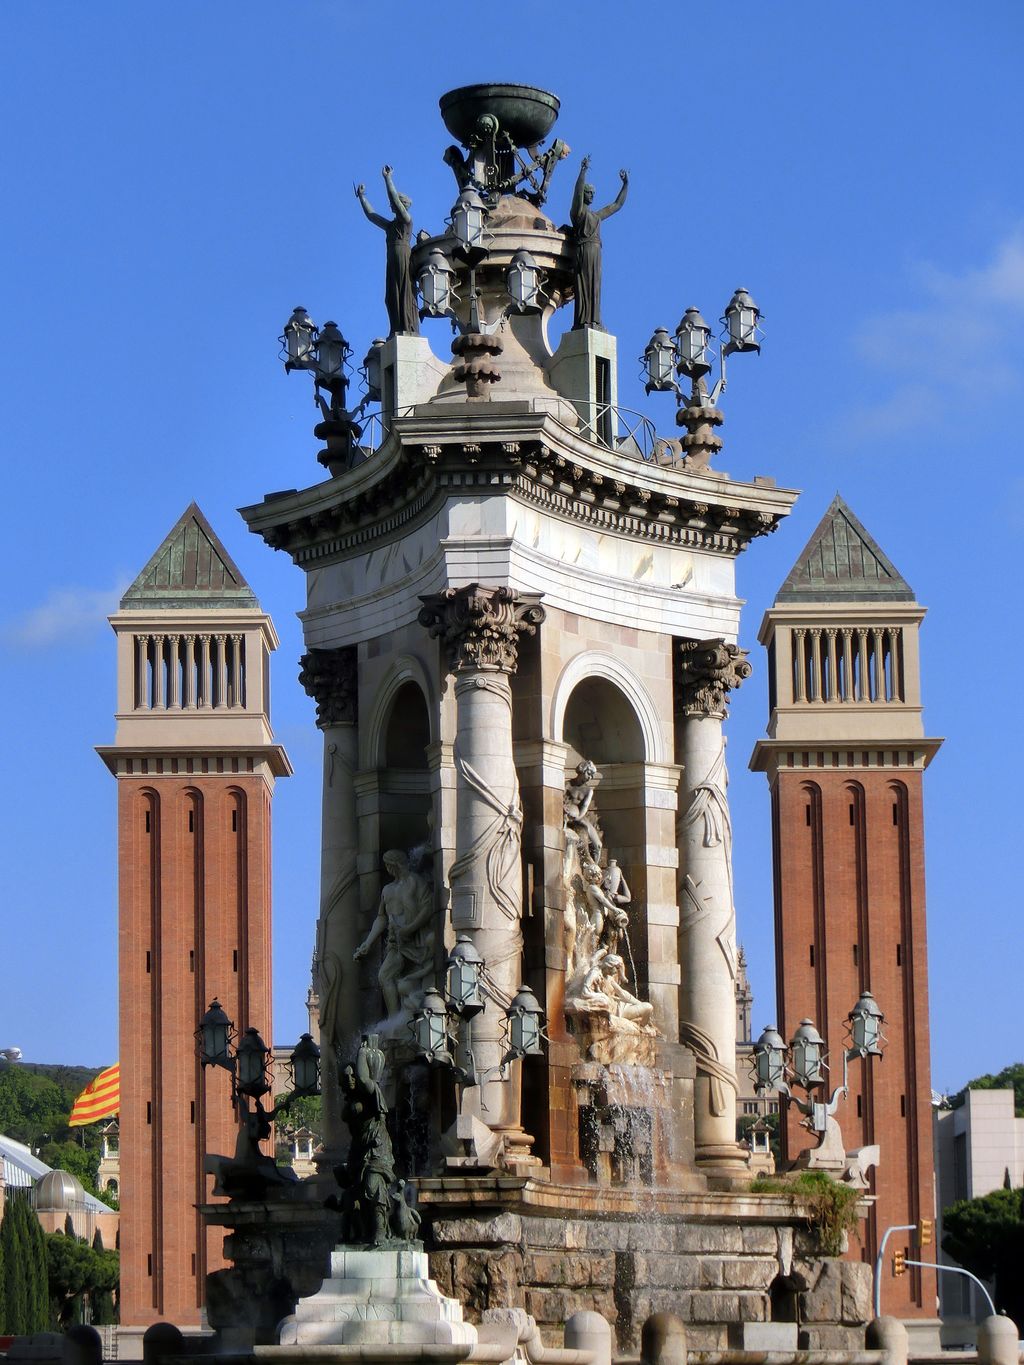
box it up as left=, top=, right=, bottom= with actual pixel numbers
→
left=277, top=1245, right=477, bottom=1348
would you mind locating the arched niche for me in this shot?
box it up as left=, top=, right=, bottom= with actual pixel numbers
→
left=562, top=676, right=646, bottom=768
left=375, top=677, right=432, bottom=861
left=557, top=672, right=652, bottom=995
left=550, top=651, right=665, bottom=765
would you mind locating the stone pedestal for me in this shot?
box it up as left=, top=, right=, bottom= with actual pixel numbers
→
left=278, top=1246, right=477, bottom=1348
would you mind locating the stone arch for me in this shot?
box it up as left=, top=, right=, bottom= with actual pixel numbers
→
left=550, top=651, right=666, bottom=764
left=362, top=655, right=435, bottom=770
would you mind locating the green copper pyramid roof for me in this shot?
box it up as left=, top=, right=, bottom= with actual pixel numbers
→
left=775, top=494, right=915, bottom=603
left=121, top=503, right=259, bottom=610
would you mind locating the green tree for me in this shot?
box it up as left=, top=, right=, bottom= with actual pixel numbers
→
left=1, top=1198, right=30, bottom=1333
left=46, top=1232, right=118, bottom=1329
left=942, top=1185, right=1024, bottom=1330
left=950, top=1062, right=1024, bottom=1117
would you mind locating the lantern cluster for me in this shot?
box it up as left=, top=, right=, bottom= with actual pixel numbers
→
left=280, top=308, right=352, bottom=385
left=417, top=197, right=548, bottom=328
left=411, top=936, right=545, bottom=1084
left=642, top=288, right=762, bottom=397
left=197, top=1000, right=321, bottom=1105
left=752, top=992, right=885, bottom=1099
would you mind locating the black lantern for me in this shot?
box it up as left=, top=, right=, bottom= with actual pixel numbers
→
left=449, top=189, right=487, bottom=252
left=413, top=987, right=451, bottom=1063
left=790, top=1018, right=827, bottom=1089
left=418, top=248, right=458, bottom=318
left=752, top=1025, right=788, bottom=1092
left=235, top=1027, right=270, bottom=1097
left=848, top=990, right=884, bottom=1057
left=360, top=338, right=385, bottom=404
left=507, top=250, right=544, bottom=313
left=446, top=936, right=485, bottom=1018
left=674, top=307, right=713, bottom=380
left=643, top=327, right=677, bottom=393
left=281, top=306, right=317, bottom=372
left=723, top=288, right=761, bottom=354
left=289, top=1033, right=321, bottom=1098
left=315, top=321, right=350, bottom=382
left=198, top=1000, right=233, bottom=1070
left=506, top=985, right=544, bottom=1058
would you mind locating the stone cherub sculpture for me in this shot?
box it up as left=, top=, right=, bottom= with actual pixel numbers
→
left=354, top=849, right=435, bottom=1021
left=355, top=166, right=419, bottom=338
left=563, top=759, right=603, bottom=861
left=569, top=156, right=628, bottom=330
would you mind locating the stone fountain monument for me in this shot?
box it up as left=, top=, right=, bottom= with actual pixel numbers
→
left=237, top=83, right=873, bottom=1352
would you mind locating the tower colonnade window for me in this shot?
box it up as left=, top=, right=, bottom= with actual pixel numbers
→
left=132, top=633, right=246, bottom=711
left=790, top=625, right=903, bottom=705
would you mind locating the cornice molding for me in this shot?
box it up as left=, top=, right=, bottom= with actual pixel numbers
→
left=242, top=432, right=792, bottom=566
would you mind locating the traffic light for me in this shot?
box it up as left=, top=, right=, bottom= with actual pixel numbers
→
left=892, top=1249, right=906, bottom=1277
left=918, top=1218, right=933, bottom=1246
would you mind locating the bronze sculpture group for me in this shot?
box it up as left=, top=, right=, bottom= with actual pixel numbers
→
left=355, top=145, right=628, bottom=340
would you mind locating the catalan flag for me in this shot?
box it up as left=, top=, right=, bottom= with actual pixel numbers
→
left=68, top=1064, right=120, bottom=1126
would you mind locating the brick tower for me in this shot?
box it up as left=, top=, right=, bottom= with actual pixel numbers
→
left=98, top=504, right=290, bottom=1334
left=750, top=495, right=942, bottom=1325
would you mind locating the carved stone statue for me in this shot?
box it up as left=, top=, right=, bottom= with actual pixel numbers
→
left=355, top=166, right=420, bottom=338
left=334, top=1036, right=396, bottom=1246
left=354, top=849, right=435, bottom=1020
left=569, top=156, right=628, bottom=330
left=562, top=758, right=658, bottom=1065
left=563, top=759, right=602, bottom=861
left=579, top=953, right=654, bottom=1028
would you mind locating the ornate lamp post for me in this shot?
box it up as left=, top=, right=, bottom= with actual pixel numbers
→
left=752, top=992, right=884, bottom=1173
left=197, top=1000, right=321, bottom=1191
left=642, top=288, right=763, bottom=470
left=411, top=936, right=546, bottom=1089
left=278, top=308, right=364, bottom=472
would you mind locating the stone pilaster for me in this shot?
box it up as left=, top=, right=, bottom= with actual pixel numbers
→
left=418, top=586, right=544, bottom=1167
left=298, top=646, right=359, bottom=1169
left=675, top=638, right=751, bottom=1173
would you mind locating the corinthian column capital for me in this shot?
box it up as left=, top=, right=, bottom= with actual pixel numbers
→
left=418, top=584, right=545, bottom=674
left=298, top=646, right=358, bottom=727
left=677, top=638, right=752, bottom=719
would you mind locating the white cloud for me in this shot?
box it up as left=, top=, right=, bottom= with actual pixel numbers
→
left=843, top=228, right=1024, bottom=437
left=3, top=582, right=127, bottom=648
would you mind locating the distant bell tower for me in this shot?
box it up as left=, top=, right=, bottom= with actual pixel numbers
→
left=98, top=504, right=290, bottom=1334
left=750, top=495, right=941, bottom=1322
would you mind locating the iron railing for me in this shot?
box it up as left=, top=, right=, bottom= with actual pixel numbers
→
left=353, top=398, right=661, bottom=462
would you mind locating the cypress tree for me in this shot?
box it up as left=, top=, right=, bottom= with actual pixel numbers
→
left=0, top=1199, right=7, bottom=1330
left=2, top=1197, right=30, bottom=1334
left=63, top=1212, right=75, bottom=1239
left=26, top=1203, right=49, bottom=1330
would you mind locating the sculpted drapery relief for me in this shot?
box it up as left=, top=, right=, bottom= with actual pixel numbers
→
left=563, top=760, right=658, bottom=1065
left=676, top=638, right=749, bottom=1122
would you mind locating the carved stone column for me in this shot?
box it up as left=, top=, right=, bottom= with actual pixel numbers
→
left=418, top=585, right=544, bottom=1169
left=298, top=646, right=358, bottom=1171
left=675, top=638, right=751, bottom=1173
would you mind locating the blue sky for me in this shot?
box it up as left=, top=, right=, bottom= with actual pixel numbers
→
left=1, top=3, right=1021, bottom=1093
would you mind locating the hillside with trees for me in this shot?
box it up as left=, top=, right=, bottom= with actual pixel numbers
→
left=0, top=1063, right=116, bottom=1207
